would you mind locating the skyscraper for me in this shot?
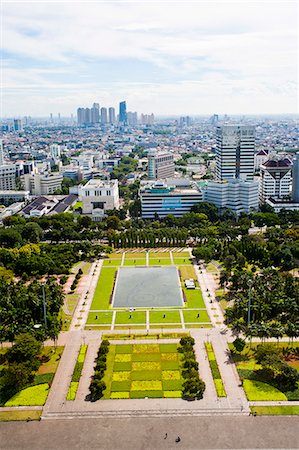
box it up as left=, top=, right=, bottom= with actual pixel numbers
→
left=119, top=101, right=127, bottom=124
left=91, top=103, right=100, bottom=124
left=0, top=139, right=4, bottom=165
left=101, top=107, right=108, bottom=124
left=13, top=119, right=22, bottom=131
left=259, top=158, right=292, bottom=204
left=77, top=107, right=85, bottom=125
left=109, top=107, right=115, bottom=124
left=215, top=125, right=255, bottom=181
left=292, top=152, right=299, bottom=203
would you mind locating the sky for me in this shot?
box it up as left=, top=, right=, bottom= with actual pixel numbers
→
left=1, top=0, right=298, bottom=117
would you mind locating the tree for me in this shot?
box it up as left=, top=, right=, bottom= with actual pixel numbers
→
left=22, top=223, right=44, bottom=243
left=89, top=379, right=106, bottom=401
left=233, top=337, right=246, bottom=353
left=7, top=333, right=42, bottom=368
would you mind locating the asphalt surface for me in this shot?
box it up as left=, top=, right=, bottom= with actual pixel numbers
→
left=1, top=416, right=299, bottom=449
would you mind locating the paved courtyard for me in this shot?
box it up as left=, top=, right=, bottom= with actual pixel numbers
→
left=1, top=416, right=298, bottom=449
left=113, top=267, right=183, bottom=308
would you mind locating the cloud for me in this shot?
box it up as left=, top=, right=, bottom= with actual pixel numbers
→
left=1, top=1, right=297, bottom=116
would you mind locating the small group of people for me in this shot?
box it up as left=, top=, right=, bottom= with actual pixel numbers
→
left=164, top=433, right=181, bottom=443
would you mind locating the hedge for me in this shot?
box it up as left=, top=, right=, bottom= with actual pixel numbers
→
left=205, top=342, right=226, bottom=397
left=66, top=345, right=88, bottom=400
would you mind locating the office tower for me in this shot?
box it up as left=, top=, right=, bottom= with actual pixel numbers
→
left=0, top=140, right=4, bottom=165
left=109, top=107, right=115, bottom=124
left=127, top=111, right=138, bottom=126
left=84, top=108, right=91, bottom=125
left=119, top=101, right=127, bottom=124
left=91, top=103, right=100, bottom=124
left=101, top=107, right=108, bottom=124
left=148, top=150, right=175, bottom=180
left=259, top=157, right=292, bottom=204
left=50, top=113, right=53, bottom=122
left=77, top=107, right=85, bottom=125
left=58, top=113, right=61, bottom=122
left=13, top=119, right=22, bottom=131
left=210, top=114, right=219, bottom=125
left=292, top=152, right=299, bottom=203
left=215, top=125, right=255, bottom=181
left=141, top=113, right=154, bottom=126
left=0, top=164, right=16, bottom=190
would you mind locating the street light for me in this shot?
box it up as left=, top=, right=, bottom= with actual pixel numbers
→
left=247, top=279, right=253, bottom=326
left=42, top=284, right=47, bottom=329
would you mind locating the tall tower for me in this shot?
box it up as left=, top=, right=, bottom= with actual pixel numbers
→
left=292, top=152, right=299, bottom=203
left=215, top=125, right=255, bottom=181
left=119, top=101, right=127, bottom=124
left=101, top=107, right=108, bottom=124
left=0, top=139, right=4, bottom=165
left=259, top=158, right=292, bottom=204
left=109, top=107, right=115, bottom=124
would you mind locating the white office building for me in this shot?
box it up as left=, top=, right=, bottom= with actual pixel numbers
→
left=148, top=150, right=175, bottom=180
left=216, top=125, right=255, bottom=181
left=203, top=179, right=259, bottom=214
left=78, top=179, right=119, bottom=220
left=21, top=173, right=63, bottom=195
left=0, top=164, right=16, bottom=190
left=50, top=144, right=61, bottom=158
left=259, top=158, right=292, bottom=204
left=141, top=181, right=202, bottom=218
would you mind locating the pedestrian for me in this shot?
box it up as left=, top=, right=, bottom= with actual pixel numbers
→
left=175, top=436, right=181, bottom=443
left=164, top=433, right=168, bottom=440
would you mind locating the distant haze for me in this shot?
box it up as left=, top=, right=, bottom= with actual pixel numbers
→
left=2, top=1, right=298, bottom=117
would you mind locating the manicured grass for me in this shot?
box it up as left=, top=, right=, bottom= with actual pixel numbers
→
left=172, top=252, right=190, bottom=258
left=243, top=380, right=287, bottom=401
left=149, top=252, right=171, bottom=258
left=103, top=332, right=188, bottom=340
left=115, top=311, right=146, bottom=324
left=173, top=258, right=191, bottom=265
left=36, top=347, right=64, bottom=375
left=5, top=384, right=49, bottom=406
left=205, top=342, right=226, bottom=397
left=184, top=289, right=205, bottom=308
left=150, top=310, right=181, bottom=324
left=179, top=265, right=197, bottom=280
left=123, top=259, right=146, bottom=266
left=125, top=252, right=146, bottom=259
left=103, top=259, right=122, bottom=266
left=100, top=343, right=184, bottom=399
left=183, top=309, right=210, bottom=323
left=91, top=267, right=117, bottom=310
left=104, top=253, right=124, bottom=259
left=86, top=311, right=113, bottom=325
left=250, top=406, right=299, bottom=415
left=149, top=258, right=172, bottom=266
left=0, top=410, right=42, bottom=421
left=66, top=345, right=88, bottom=401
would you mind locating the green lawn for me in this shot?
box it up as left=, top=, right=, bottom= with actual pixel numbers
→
left=91, top=267, right=116, bottom=309
left=5, top=384, right=49, bottom=406
left=183, top=309, right=210, bottom=323
left=125, top=252, right=146, bottom=259
left=86, top=311, right=113, bottom=325
left=103, top=259, right=122, bottom=267
left=149, top=252, right=171, bottom=258
left=101, top=343, right=184, bottom=399
left=250, top=406, right=299, bottom=415
left=150, top=310, right=181, bottom=324
left=183, top=288, right=206, bottom=308
left=149, top=258, right=172, bottom=266
left=174, top=258, right=192, bottom=265
left=115, top=311, right=146, bottom=324
left=123, top=259, right=146, bottom=266
left=0, top=410, right=42, bottom=421
left=243, top=380, right=287, bottom=401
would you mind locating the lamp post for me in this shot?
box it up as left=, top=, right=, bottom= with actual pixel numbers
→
left=247, top=279, right=253, bottom=327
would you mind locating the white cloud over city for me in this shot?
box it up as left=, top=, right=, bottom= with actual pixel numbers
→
left=1, top=0, right=298, bottom=116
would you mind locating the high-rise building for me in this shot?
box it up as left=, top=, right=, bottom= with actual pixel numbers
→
left=292, top=152, right=299, bottom=203
left=101, top=107, right=108, bottom=124
left=13, top=119, right=22, bottom=131
left=84, top=108, right=91, bottom=125
left=203, top=179, right=259, bottom=214
left=77, top=107, right=85, bottom=125
left=259, top=158, right=292, bottom=204
left=141, top=113, right=155, bottom=126
left=127, top=111, right=138, bottom=126
left=215, top=125, right=255, bottom=181
left=119, top=101, right=127, bottom=124
left=0, top=165, right=16, bottom=190
left=91, top=103, right=100, bottom=124
left=108, top=107, right=115, bottom=124
left=148, top=150, right=175, bottom=180
left=0, top=140, right=4, bottom=165
left=50, top=144, right=61, bottom=158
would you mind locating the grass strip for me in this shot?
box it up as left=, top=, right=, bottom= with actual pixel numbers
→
left=205, top=342, right=227, bottom=397
left=66, top=345, right=87, bottom=400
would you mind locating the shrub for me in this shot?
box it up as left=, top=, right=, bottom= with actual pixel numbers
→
left=90, top=379, right=106, bottom=401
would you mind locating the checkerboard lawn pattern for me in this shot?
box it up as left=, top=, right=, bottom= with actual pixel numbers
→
left=102, top=343, right=183, bottom=399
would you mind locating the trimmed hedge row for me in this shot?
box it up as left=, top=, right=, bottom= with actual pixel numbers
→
left=89, top=340, right=109, bottom=401
left=178, top=336, right=205, bottom=400
left=66, top=345, right=87, bottom=400
left=205, top=342, right=226, bottom=397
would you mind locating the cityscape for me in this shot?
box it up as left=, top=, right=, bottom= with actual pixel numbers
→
left=0, top=1, right=298, bottom=449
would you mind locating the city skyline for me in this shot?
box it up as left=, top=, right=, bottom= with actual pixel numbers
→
left=1, top=1, right=298, bottom=117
